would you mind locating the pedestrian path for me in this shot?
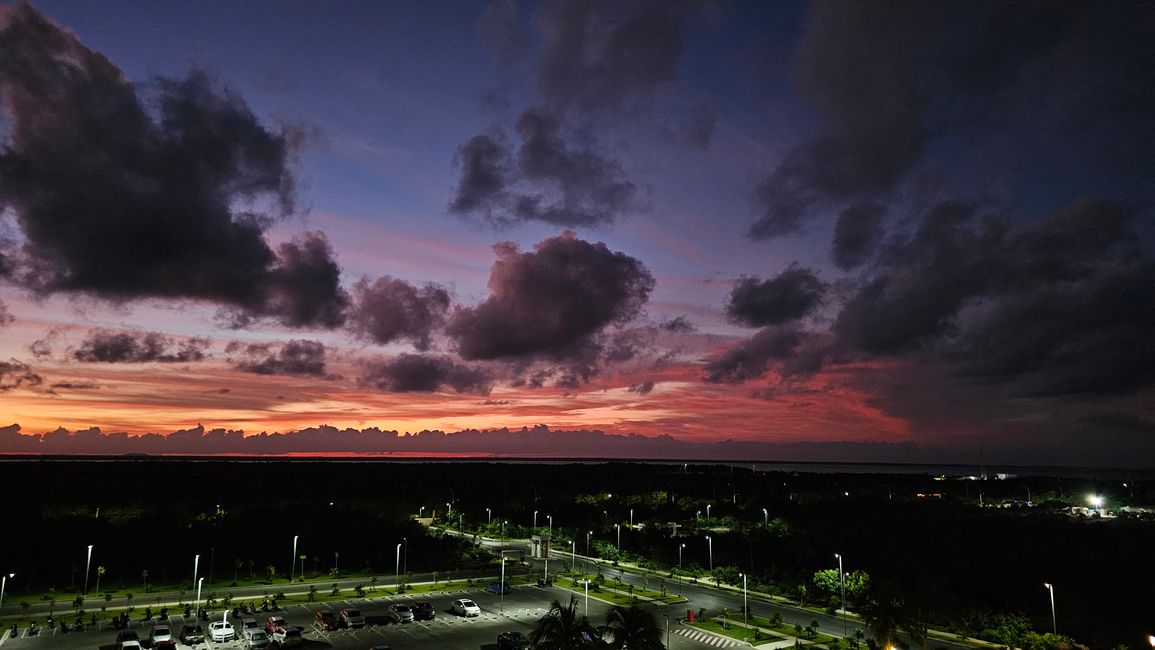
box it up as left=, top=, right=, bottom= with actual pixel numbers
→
left=676, top=627, right=742, bottom=647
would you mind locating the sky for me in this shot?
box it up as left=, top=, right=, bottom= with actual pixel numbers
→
left=0, top=1, right=1153, bottom=465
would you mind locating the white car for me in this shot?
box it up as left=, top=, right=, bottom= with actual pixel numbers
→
left=451, top=598, right=481, bottom=617
left=209, top=620, right=236, bottom=642
left=120, top=642, right=143, bottom=650
left=272, top=625, right=304, bottom=646
left=148, top=625, right=174, bottom=645
left=245, top=628, right=272, bottom=648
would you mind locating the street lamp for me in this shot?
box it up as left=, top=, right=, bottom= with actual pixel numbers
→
left=193, top=554, right=200, bottom=591
left=586, top=531, right=592, bottom=556
left=762, top=507, right=768, bottom=526
left=500, top=556, right=507, bottom=615
left=0, top=573, right=13, bottom=610
left=487, top=507, right=492, bottom=525
left=403, top=537, right=408, bottom=576
left=547, top=515, right=553, bottom=535
left=395, top=543, right=403, bottom=590
left=1044, top=583, right=1056, bottom=634
left=678, top=543, right=685, bottom=568
left=629, top=509, right=634, bottom=527
left=534, top=510, right=538, bottom=530
left=615, top=523, right=621, bottom=551
left=583, top=578, right=590, bottom=617
left=740, top=572, right=748, bottom=642
left=84, top=544, right=93, bottom=596
left=196, top=577, right=203, bottom=615
left=291, top=536, right=298, bottom=582
left=418, top=506, right=425, bottom=518
left=569, top=540, right=576, bottom=576
left=707, top=504, right=712, bottom=525
left=835, top=553, right=846, bottom=635
left=706, top=535, right=713, bottom=572
left=447, top=501, right=453, bottom=517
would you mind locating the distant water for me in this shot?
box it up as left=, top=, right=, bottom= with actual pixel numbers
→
left=0, top=454, right=1150, bottom=480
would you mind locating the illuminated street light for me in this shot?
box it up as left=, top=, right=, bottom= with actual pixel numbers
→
left=835, top=553, right=846, bottom=635
left=0, top=573, right=14, bottom=611
left=707, top=504, right=712, bottom=525
left=569, top=540, right=576, bottom=577
left=500, top=556, right=507, bottom=615
left=583, top=579, right=590, bottom=617
left=740, top=572, right=748, bottom=642
left=192, top=554, right=200, bottom=591
left=195, top=577, right=203, bottom=615
left=487, top=507, right=492, bottom=525
left=395, top=543, right=402, bottom=589
left=586, top=531, right=592, bottom=557
left=615, top=523, right=621, bottom=551
left=84, top=544, right=93, bottom=596
left=1044, top=583, right=1056, bottom=634
left=762, top=507, right=768, bottom=526
left=418, top=506, right=425, bottom=518
left=678, top=543, right=685, bottom=568
left=629, top=509, right=634, bottom=527
left=534, top=510, right=538, bottom=529
left=706, top=535, right=713, bottom=572
left=290, top=536, right=298, bottom=582
left=548, top=515, right=553, bottom=535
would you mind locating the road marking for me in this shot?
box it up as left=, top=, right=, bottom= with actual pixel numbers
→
left=676, top=628, right=741, bottom=647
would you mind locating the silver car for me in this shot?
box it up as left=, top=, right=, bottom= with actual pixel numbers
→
left=387, top=603, right=414, bottom=624
left=245, top=629, right=272, bottom=648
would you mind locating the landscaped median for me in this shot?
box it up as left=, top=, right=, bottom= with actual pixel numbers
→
left=687, top=614, right=843, bottom=648
left=551, top=573, right=686, bottom=607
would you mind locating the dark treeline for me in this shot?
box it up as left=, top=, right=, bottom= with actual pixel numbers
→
left=1, top=458, right=1151, bottom=648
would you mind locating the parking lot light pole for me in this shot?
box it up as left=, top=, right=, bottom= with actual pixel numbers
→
left=500, top=557, right=507, bottom=615
left=1044, top=583, right=1056, bottom=634
left=487, top=507, right=492, bottom=525
left=84, top=544, right=93, bottom=596
left=706, top=535, right=713, bottom=572
left=741, top=572, right=748, bottom=642
left=403, top=537, right=408, bottom=576
left=762, top=507, right=768, bottom=526
left=678, top=543, right=685, bottom=568
left=193, top=554, right=200, bottom=591
left=583, top=579, right=590, bottom=617
left=707, top=504, right=712, bottom=525
left=195, top=577, right=203, bottom=616
left=835, top=553, right=846, bottom=635
left=395, top=543, right=403, bottom=591
left=534, top=510, right=538, bottom=530
left=291, top=536, right=298, bottom=582
left=548, top=515, right=553, bottom=535
left=615, top=524, right=621, bottom=551
left=629, top=509, right=633, bottom=527
left=0, top=573, right=13, bottom=610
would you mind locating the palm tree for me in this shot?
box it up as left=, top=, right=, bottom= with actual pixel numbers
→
left=602, top=603, right=664, bottom=649
left=95, top=566, right=106, bottom=594
left=858, top=582, right=909, bottom=650
left=530, top=596, right=599, bottom=650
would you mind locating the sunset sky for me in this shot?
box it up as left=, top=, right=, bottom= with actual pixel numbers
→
left=1, top=1, right=1153, bottom=465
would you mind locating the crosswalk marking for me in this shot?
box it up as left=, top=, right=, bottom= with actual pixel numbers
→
left=675, top=627, right=741, bottom=647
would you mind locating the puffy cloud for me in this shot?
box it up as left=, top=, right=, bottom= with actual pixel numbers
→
left=704, top=326, right=828, bottom=384
left=73, top=330, right=209, bottom=364
left=229, top=339, right=331, bottom=378
left=750, top=2, right=1155, bottom=238
left=0, top=299, right=11, bottom=328
left=448, top=232, right=654, bottom=364
left=0, top=359, right=42, bottom=391
left=0, top=5, right=346, bottom=326
left=346, top=276, right=450, bottom=351
left=358, top=354, right=491, bottom=394
left=832, top=202, right=886, bottom=270
left=659, top=316, right=695, bottom=333
left=727, top=265, right=826, bottom=328
left=450, top=106, right=641, bottom=228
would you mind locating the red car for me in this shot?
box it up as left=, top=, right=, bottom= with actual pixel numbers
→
left=264, top=616, right=286, bottom=634
left=313, top=609, right=339, bottom=631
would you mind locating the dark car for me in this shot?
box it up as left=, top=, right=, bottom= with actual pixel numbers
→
left=411, top=601, right=435, bottom=620
left=115, top=630, right=140, bottom=644
left=498, top=630, right=533, bottom=649
left=180, top=624, right=205, bottom=644
left=486, top=581, right=512, bottom=595
left=313, top=609, right=339, bottom=631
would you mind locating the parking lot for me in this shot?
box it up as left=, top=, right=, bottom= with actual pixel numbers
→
left=1, top=583, right=613, bottom=650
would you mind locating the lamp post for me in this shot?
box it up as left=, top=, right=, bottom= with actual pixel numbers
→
left=586, top=531, right=592, bottom=557
left=706, top=535, right=713, bottom=572
left=196, top=577, right=203, bottom=615
left=447, top=501, right=453, bottom=518
left=291, top=536, right=298, bottom=582
left=395, top=543, right=402, bottom=590
left=583, top=579, right=590, bottom=617
left=487, top=507, right=492, bottom=525
left=629, top=509, right=634, bottom=527
left=403, top=537, right=408, bottom=577
left=615, top=524, right=621, bottom=551
left=762, top=507, right=768, bottom=526
left=603, top=510, right=608, bottom=526
left=707, top=504, right=712, bottom=525
left=534, top=510, right=538, bottom=530
left=547, top=515, right=553, bottom=535
left=500, top=556, right=507, bottom=615
left=418, top=506, right=425, bottom=518
left=84, top=544, right=93, bottom=596
left=835, top=553, right=846, bottom=635
left=0, top=572, right=13, bottom=610
left=741, top=572, right=748, bottom=642
left=678, top=543, right=685, bottom=568
left=192, top=554, right=200, bottom=591
left=666, top=615, right=671, bottom=649
left=1044, top=583, right=1056, bottom=634
left=569, top=540, right=576, bottom=577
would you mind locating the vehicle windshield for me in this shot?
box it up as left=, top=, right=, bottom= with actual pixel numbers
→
left=394, top=605, right=409, bottom=612
left=346, top=609, right=361, bottom=617
left=462, top=600, right=476, bottom=607
left=251, top=631, right=268, bottom=639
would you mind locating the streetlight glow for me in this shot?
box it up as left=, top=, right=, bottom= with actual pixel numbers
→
left=835, top=553, right=846, bottom=635
left=84, top=544, right=93, bottom=596
left=1044, top=583, right=1057, bottom=635
left=291, top=536, right=298, bottom=582
left=0, top=572, right=14, bottom=611
left=706, top=535, right=713, bottom=572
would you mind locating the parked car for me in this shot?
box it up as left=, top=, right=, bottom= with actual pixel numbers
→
left=149, top=624, right=174, bottom=646
left=450, top=599, right=481, bottom=617
left=271, top=625, right=303, bottom=646
left=486, top=581, right=512, bottom=595
left=180, top=624, right=205, bottom=645
left=240, top=618, right=260, bottom=634
left=244, top=628, right=272, bottom=648
left=314, top=609, right=340, bottom=631
left=386, top=603, right=414, bottom=624
left=340, top=607, right=366, bottom=628
left=209, top=621, right=235, bottom=642
left=115, top=630, right=140, bottom=646
left=411, top=601, right=435, bottom=620
left=120, top=642, right=142, bottom=650
left=498, top=630, right=533, bottom=650
left=264, top=616, right=286, bottom=634
left=369, top=646, right=393, bottom=650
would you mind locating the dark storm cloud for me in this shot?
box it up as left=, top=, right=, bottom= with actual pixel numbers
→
left=477, top=0, right=526, bottom=70
left=703, top=326, right=825, bottom=384
left=73, top=330, right=209, bottom=364
left=832, top=202, right=886, bottom=270
left=448, top=232, right=654, bottom=366
left=0, top=5, right=346, bottom=326
left=229, top=339, right=331, bottom=378
left=450, top=107, right=641, bottom=228
left=627, top=380, right=655, bottom=395
left=346, top=276, right=450, bottom=351
left=726, top=265, right=826, bottom=328
left=750, top=2, right=1155, bottom=238
left=659, top=316, right=695, bottom=334
left=0, top=299, right=11, bottom=328
left=359, top=354, right=491, bottom=394
left=534, top=0, right=692, bottom=114
left=0, top=359, right=41, bottom=391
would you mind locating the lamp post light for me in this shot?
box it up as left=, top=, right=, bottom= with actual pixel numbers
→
left=193, top=554, right=200, bottom=591
left=666, top=615, right=671, bottom=649
left=569, top=540, right=576, bottom=577
left=547, top=515, right=553, bottom=535
left=534, top=510, right=538, bottom=530
left=1146, top=634, right=1154, bottom=648
left=629, top=509, right=634, bottom=527
left=762, top=507, right=768, bottom=526
left=678, top=543, right=685, bottom=568
left=741, top=572, right=748, bottom=642
left=418, top=506, right=425, bottom=518
left=0, top=572, right=13, bottom=610
left=447, top=501, right=453, bottom=518
left=395, top=543, right=402, bottom=590
left=707, top=504, right=712, bottom=525
left=583, top=579, right=590, bottom=617
left=291, top=536, right=298, bottom=582
left=586, top=531, right=592, bottom=557
left=196, top=577, right=203, bottom=614
left=487, top=507, right=492, bottom=525
left=403, top=537, right=408, bottom=577
left=84, top=544, right=93, bottom=596
left=706, top=535, right=713, bottom=572
left=1044, top=583, right=1056, bottom=634
left=500, top=556, right=507, bottom=615
left=603, top=510, right=608, bottom=526
left=835, top=553, right=846, bottom=635
left=615, top=524, right=621, bottom=551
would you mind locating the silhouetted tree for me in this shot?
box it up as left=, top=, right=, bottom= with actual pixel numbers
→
left=530, top=597, right=599, bottom=650
left=602, top=603, right=664, bottom=649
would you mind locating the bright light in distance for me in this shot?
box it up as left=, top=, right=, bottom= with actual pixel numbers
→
left=1087, top=495, right=1104, bottom=507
